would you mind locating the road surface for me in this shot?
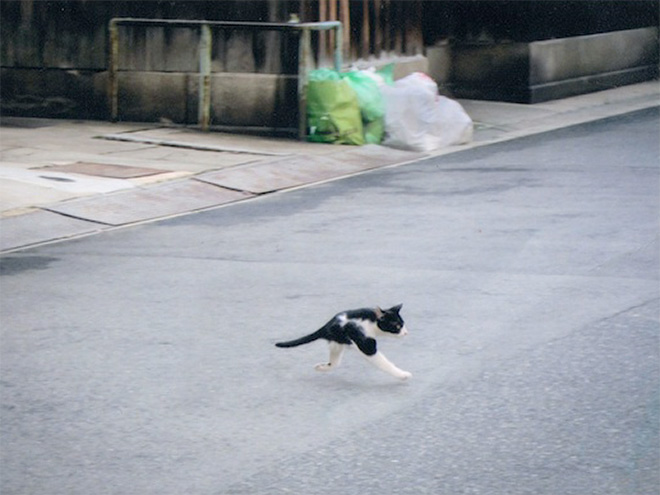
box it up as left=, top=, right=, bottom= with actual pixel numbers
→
left=1, top=109, right=658, bottom=494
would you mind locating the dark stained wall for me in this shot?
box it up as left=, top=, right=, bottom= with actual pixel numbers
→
left=423, top=0, right=659, bottom=45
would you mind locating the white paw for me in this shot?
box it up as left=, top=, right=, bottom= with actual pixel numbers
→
left=315, top=363, right=332, bottom=372
left=398, top=371, right=412, bottom=381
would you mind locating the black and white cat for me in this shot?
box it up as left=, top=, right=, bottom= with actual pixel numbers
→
left=275, top=304, right=412, bottom=380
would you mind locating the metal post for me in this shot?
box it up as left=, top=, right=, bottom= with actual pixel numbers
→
left=198, top=23, right=212, bottom=132
left=108, top=19, right=119, bottom=122
left=333, top=23, right=343, bottom=72
left=297, top=27, right=312, bottom=140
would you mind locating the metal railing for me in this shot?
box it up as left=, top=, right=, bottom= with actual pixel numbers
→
left=108, top=18, right=343, bottom=139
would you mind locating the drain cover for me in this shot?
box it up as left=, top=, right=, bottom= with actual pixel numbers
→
left=39, top=175, right=76, bottom=183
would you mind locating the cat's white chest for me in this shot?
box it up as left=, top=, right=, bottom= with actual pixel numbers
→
left=361, top=320, right=380, bottom=337
left=339, top=315, right=378, bottom=338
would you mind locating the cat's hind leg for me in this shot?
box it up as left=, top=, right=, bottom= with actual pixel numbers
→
left=315, top=342, right=345, bottom=372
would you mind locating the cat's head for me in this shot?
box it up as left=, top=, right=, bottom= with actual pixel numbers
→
left=376, top=304, right=409, bottom=337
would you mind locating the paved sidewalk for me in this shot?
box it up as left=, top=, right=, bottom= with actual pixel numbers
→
left=1, top=81, right=658, bottom=253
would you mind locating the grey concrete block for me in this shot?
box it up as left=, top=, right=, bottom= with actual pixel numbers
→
left=209, top=73, right=298, bottom=128
left=116, top=72, right=190, bottom=123
left=529, top=66, right=659, bottom=103
left=0, top=68, right=107, bottom=119
left=530, top=27, right=659, bottom=84
left=118, top=25, right=199, bottom=72
left=427, top=42, right=452, bottom=91
left=450, top=27, right=659, bottom=103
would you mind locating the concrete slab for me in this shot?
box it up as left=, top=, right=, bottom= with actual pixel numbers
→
left=123, top=127, right=335, bottom=157
left=0, top=178, right=78, bottom=212
left=460, top=80, right=659, bottom=143
left=197, top=155, right=359, bottom=194
left=0, top=127, right=155, bottom=158
left=332, top=145, right=427, bottom=169
left=101, top=133, right=289, bottom=157
left=1, top=145, right=261, bottom=176
left=0, top=166, right=135, bottom=195
left=196, top=146, right=426, bottom=194
left=39, top=162, right=169, bottom=179
left=460, top=100, right=556, bottom=128
left=97, top=145, right=261, bottom=172
left=0, top=209, right=102, bottom=252
left=44, top=180, right=253, bottom=226
left=532, top=80, right=660, bottom=114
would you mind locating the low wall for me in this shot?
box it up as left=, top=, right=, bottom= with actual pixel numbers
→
left=116, top=72, right=299, bottom=130
left=1, top=53, right=426, bottom=132
left=528, top=27, right=659, bottom=102
left=3, top=25, right=656, bottom=124
left=429, top=27, right=659, bottom=103
left=0, top=0, right=426, bottom=129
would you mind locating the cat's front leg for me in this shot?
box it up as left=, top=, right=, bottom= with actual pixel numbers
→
left=366, top=352, right=412, bottom=380
left=315, top=342, right=345, bottom=372
left=347, top=328, right=411, bottom=380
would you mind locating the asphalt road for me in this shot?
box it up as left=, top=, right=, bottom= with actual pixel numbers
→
left=1, top=108, right=659, bottom=495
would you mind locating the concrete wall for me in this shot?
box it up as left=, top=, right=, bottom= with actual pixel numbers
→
left=428, top=27, right=659, bottom=103
left=0, top=1, right=299, bottom=125
left=114, top=72, right=299, bottom=130
left=528, top=27, right=659, bottom=102
left=2, top=1, right=657, bottom=124
left=0, top=0, right=426, bottom=128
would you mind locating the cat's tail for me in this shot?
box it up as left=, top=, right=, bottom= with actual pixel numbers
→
left=275, top=329, right=324, bottom=348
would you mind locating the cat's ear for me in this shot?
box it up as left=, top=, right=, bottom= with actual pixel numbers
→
left=390, top=303, right=403, bottom=313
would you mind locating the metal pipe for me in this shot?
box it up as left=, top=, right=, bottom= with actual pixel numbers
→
left=110, top=18, right=341, bottom=32
left=298, top=28, right=312, bottom=140
left=333, top=23, right=343, bottom=71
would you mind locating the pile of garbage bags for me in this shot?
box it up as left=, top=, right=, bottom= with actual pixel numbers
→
left=306, top=67, right=473, bottom=151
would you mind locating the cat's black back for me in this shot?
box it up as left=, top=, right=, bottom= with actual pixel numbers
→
left=274, top=305, right=404, bottom=348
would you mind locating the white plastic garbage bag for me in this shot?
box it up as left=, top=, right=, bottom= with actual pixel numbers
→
left=382, top=72, right=473, bottom=152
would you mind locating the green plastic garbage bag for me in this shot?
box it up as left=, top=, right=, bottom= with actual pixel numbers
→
left=363, top=118, right=384, bottom=145
left=341, top=70, right=388, bottom=144
left=309, top=68, right=342, bottom=82
left=342, top=71, right=385, bottom=122
left=307, top=74, right=364, bottom=145
left=377, top=63, right=395, bottom=85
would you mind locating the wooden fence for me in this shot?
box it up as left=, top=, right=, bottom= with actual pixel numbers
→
left=298, top=0, right=424, bottom=64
